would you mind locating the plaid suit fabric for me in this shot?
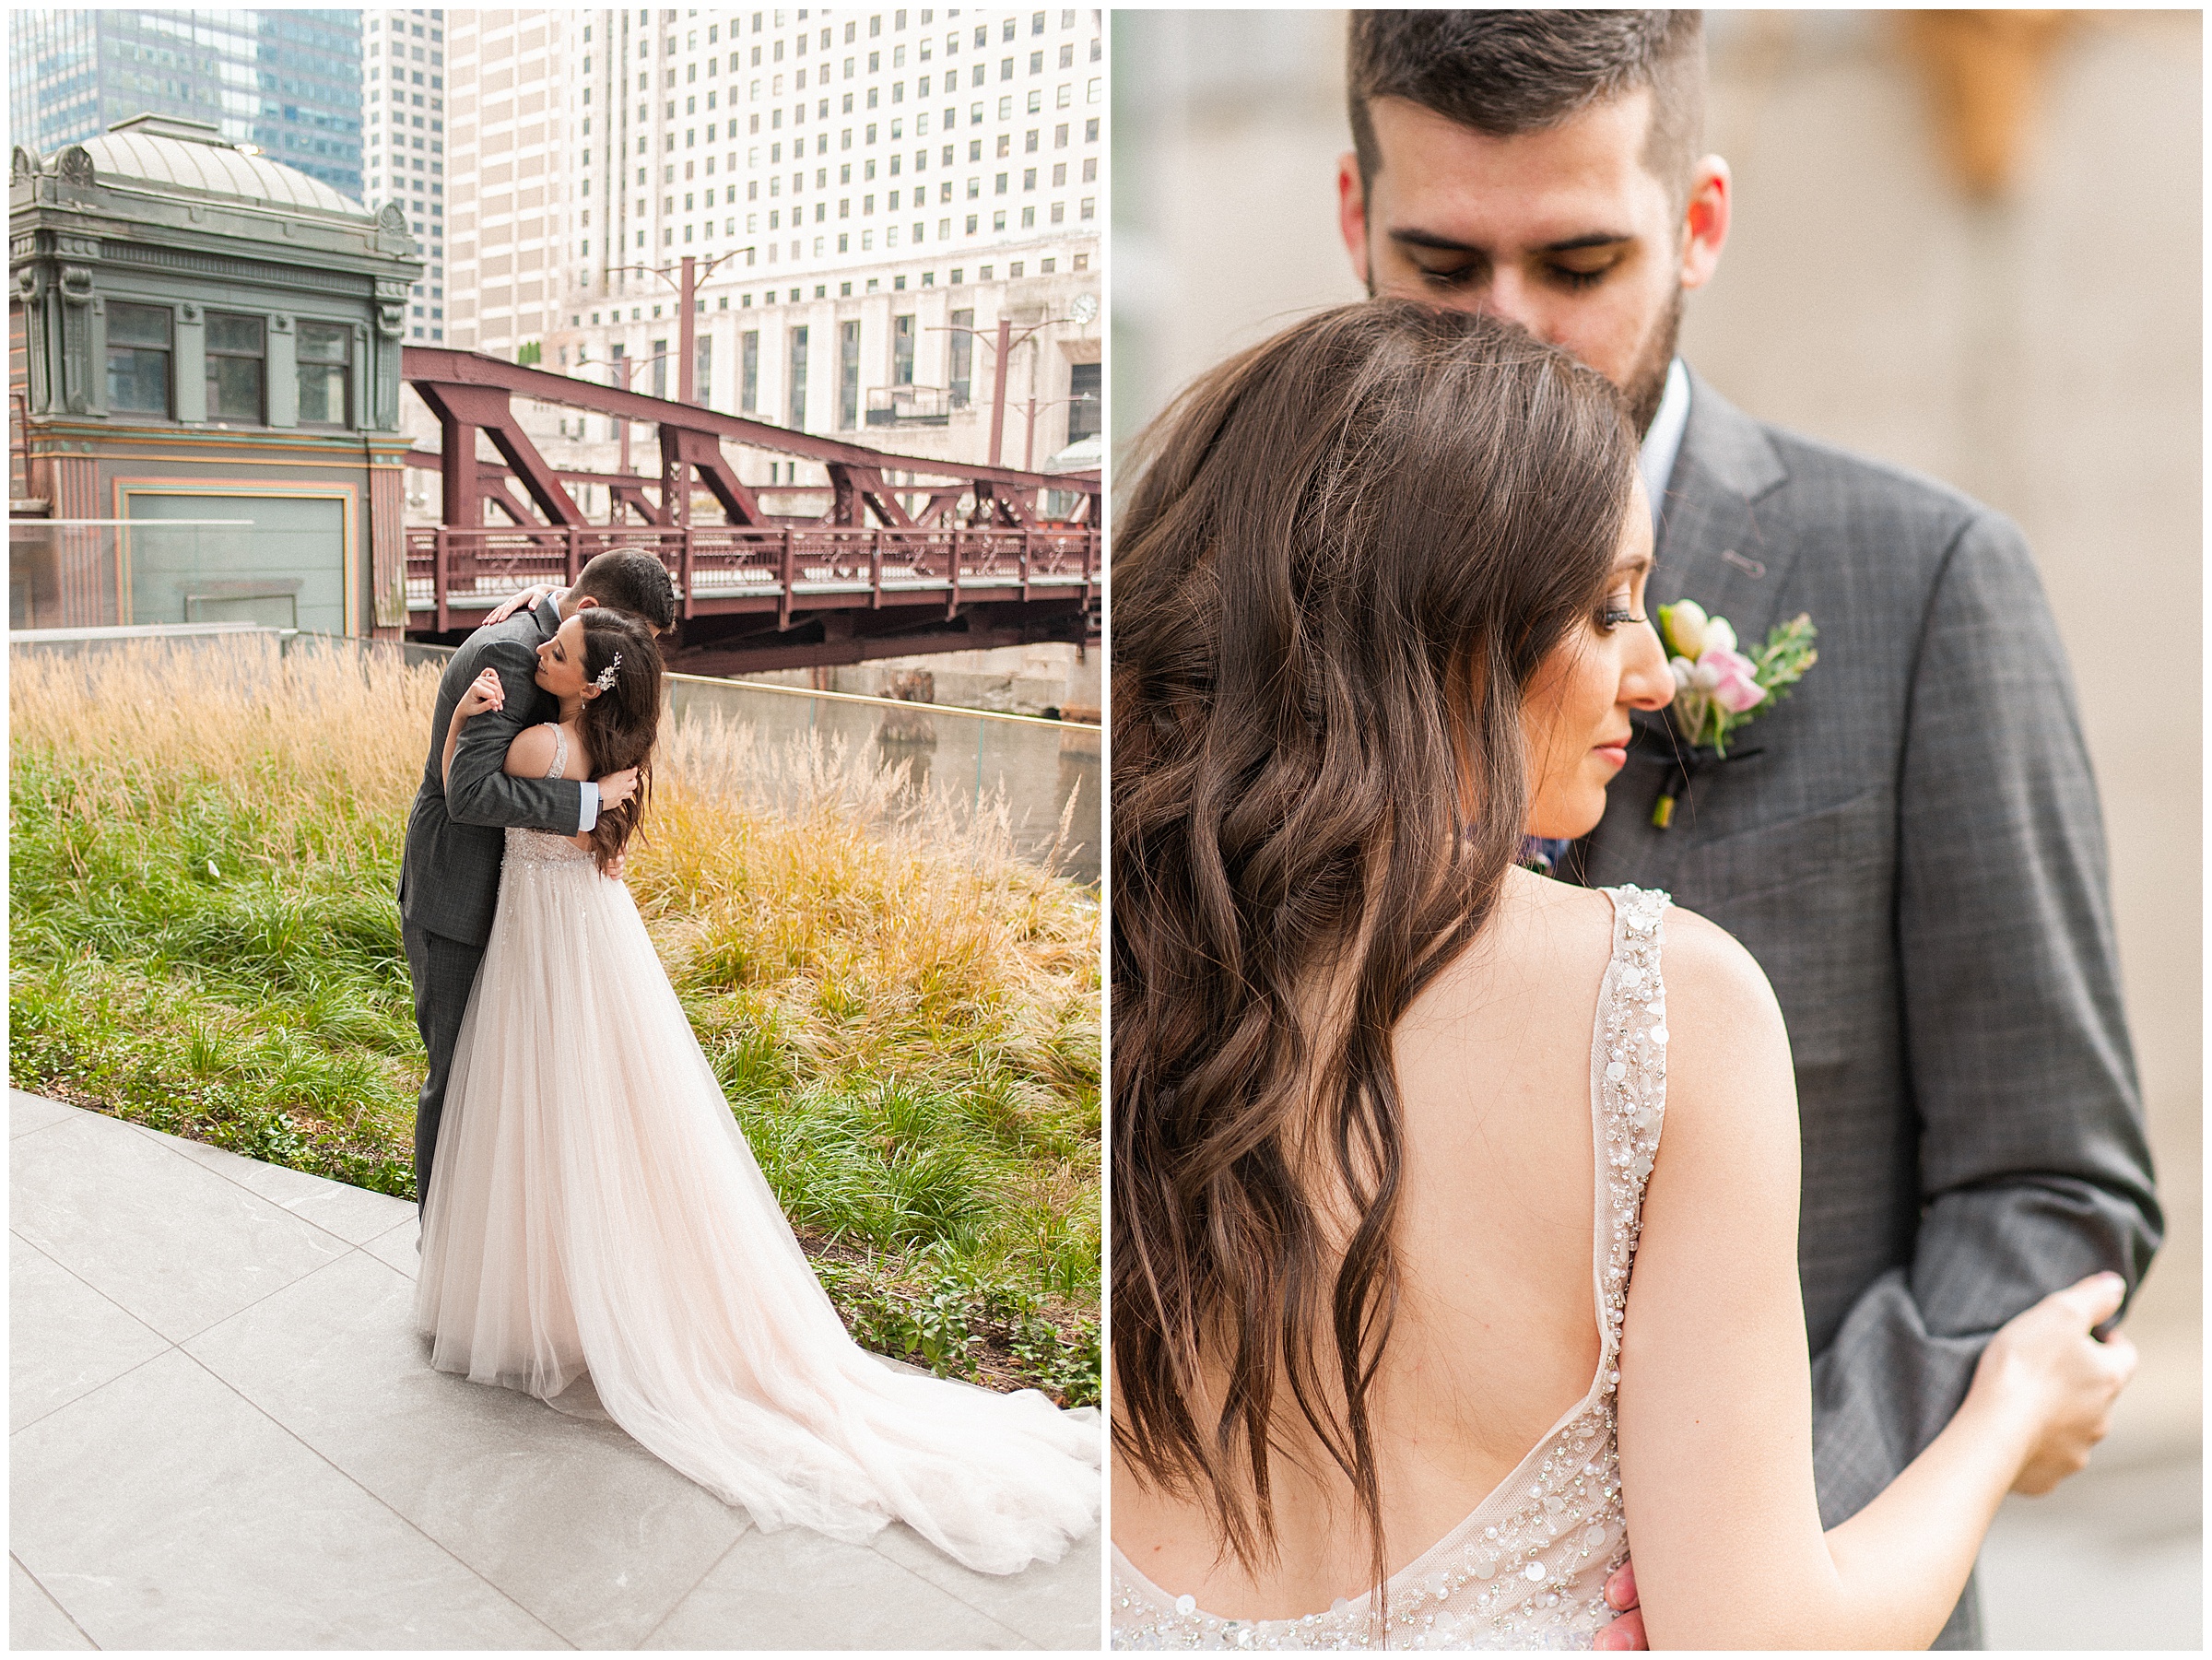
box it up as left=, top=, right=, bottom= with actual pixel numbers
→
left=402, top=922, right=485, bottom=1207
left=396, top=599, right=588, bottom=1208
left=1578, top=374, right=2160, bottom=1650
left=398, top=599, right=585, bottom=949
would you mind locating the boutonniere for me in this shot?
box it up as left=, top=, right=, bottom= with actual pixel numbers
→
left=1650, top=602, right=1818, bottom=830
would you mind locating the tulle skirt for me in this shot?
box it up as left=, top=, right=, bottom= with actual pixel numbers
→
left=414, top=831, right=1101, bottom=1576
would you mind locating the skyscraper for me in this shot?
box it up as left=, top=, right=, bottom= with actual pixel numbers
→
left=8, top=11, right=365, bottom=200
left=439, top=7, right=1102, bottom=474
left=361, top=8, right=448, bottom=340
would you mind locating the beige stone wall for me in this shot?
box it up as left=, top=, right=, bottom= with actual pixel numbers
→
left=1110, top=9, right=2201, bottom=1455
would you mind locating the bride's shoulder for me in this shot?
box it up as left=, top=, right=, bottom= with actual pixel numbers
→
left=1653, top=902, right=1794, bottom=1132
left=501, top=720, right=560, bottom=779
left=1654, top=901, right=1777, bottom=1010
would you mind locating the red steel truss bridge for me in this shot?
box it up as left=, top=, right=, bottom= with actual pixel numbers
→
left=401, top=347, right=1100, bottom=674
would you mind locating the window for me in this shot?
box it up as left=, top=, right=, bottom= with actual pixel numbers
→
left=837, top=318, right=861, bottom=430
left=105, top=302, right=171, bottom=415
left=892, top=312, right=914, bottom=384
left=788, top=324, right=810, bottom=428
left=948, top=307, right=972, bottom=406
left=1067, top=360, right=1100, bottom=442
left=651, top=337, right=669, bottom=399
left=205, top=312, right=265, bottom=422
left=296, top=321, right=351, bottom=426
left=695, top=335, right=712, bottom=406
left=741, top=328, right=759, bottom=411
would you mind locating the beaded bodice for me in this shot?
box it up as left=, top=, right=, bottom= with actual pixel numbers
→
left=505, top=722, right=594, bottom=868
left=1111, top=885, right=1671, bottom=1651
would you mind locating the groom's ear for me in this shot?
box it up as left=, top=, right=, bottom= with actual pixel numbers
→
left=572, top=595, right=602, bottom=613
left=1337, top=150, right=1373, bottom=290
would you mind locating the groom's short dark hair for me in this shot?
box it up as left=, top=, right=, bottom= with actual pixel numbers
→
left=1347, top=11, right=1706, bottom=206
left=571, top=549, right=678, bottom=634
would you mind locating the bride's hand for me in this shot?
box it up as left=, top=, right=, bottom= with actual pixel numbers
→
left=456, top=667, right=505, bottom=718
left=1967, top=1271, right=2137, bottom=1495
left=485, top=583, right=560, bottom=625
left=596, top=766, right=641, bottom=812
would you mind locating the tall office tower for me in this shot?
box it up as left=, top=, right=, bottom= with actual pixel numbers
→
left=362, top=8, right=449, bottom=341
left=441, top=7, right=1102, bottom=477
left=7, top=10, right=364, bottom=199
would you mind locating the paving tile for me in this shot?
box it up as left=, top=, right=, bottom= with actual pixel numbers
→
left=10, top=1555, right=94, bottom=1650
left=185, top=1248, right=748, bottom=1650
left=644, top=1522, right=1034, bottom=1650
left=9, top=1089, right=77, bottom=1139
left=10, top=1347, right=563, bottom=1650
left=144, top=1127, right=416, bottom=1245
left=871, top=1520, right=1102, bottom=1650
left=361, top=1211, right=422, bottom=1275
left=10, top=1231, right=171, bottom=1432
left=10, top=1109, right=351, bottom=1343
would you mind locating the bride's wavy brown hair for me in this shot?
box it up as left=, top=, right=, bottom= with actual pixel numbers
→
left=1112, top=301, right=1637, bottom=1595
left=577, top=607, right=664, bottom=875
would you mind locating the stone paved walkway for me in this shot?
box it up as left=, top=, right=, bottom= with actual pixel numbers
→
left=8, top=1091, right=1100, bottom=1650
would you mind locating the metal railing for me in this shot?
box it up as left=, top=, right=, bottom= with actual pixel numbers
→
left=865, top=385, right=956, bottom=426
left=403, top=522, right=1100, bottom=632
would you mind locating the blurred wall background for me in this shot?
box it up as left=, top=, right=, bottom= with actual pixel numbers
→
left=1111, top=11, right=2200, bottom=1647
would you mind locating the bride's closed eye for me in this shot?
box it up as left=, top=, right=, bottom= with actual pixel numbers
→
left=1599, top=595, right=1645, bottom=630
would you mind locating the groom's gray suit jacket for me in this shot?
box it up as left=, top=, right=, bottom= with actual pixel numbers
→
left=1577, top=372, right=2160, bottom=1649
left=399, top=596, right=587, bottom=948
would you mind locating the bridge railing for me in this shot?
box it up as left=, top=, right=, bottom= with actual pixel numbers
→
left=403, top=524, right=1100, bottom=632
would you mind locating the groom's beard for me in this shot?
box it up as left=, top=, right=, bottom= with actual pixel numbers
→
left=1622, top=283, right=1685, bottom=440
left=1361, top=266, right=1685, bottom=440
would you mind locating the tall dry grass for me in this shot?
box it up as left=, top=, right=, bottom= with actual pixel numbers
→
left=10, top=639, right=1100, bottom=1395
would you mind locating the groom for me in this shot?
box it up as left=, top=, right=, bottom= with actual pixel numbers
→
left=1335, top=11, right=2159, bottom=1648
left=398, top=548, right=678, bottom=1208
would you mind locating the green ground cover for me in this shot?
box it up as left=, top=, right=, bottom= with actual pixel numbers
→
left=10, top=645, right=1100, bottom=1406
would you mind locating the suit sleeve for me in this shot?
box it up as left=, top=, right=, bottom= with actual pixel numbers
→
left=1808, top=508, right=2161, bottom=1528
left=442, top=636, right=587, bottom=833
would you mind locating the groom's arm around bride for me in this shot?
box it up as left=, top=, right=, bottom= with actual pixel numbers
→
left=398, top=552, right=678, bottom=1207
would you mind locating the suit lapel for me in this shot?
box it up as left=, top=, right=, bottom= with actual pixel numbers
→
left=1581, top=372, right=1799, bottom=887
left=1648, top=371, right=1793, bottom=630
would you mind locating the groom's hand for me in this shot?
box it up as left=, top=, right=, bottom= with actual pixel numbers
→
left=597, top=766, right=641, bottom=811
left=1594, top=1560, right=1646, bottom=1651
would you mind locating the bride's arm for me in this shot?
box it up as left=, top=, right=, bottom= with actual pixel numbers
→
left=1614, top=910, right=2133, bottom=1650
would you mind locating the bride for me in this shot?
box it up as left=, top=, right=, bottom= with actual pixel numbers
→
left=1107, top=302, right=2134, bottom=1648
left=413, top=602, right=1100, bottom=1577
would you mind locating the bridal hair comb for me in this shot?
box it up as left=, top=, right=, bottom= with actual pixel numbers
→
left=594, top=652, right=622, bottom=692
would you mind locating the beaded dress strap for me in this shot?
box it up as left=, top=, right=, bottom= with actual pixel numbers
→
left=546, top=722, right=568, bottom=782
left=1593, top=885, right=1670, bottom=1371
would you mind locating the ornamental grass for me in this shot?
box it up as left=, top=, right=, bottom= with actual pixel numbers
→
left=9, top=640, right=1100, bottom=1404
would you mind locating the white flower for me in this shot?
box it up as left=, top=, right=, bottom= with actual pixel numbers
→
left=1660, top=600, right=1709, bottom=658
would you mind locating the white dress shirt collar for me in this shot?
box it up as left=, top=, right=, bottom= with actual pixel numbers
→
left=1638, top=357, right=1692, bottom=531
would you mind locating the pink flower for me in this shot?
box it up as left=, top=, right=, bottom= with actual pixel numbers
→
left=1697, top=647, right=1768, bottom=715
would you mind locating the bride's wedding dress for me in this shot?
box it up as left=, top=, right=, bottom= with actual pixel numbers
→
left=415, top=725, right=1101, bottom=1576
left=1111, top=885, right=1672, bottom=1649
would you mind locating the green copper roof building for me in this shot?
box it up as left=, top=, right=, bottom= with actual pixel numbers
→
left=10, top=112, right=421, bottom=636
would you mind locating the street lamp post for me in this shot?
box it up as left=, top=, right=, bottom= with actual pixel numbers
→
left=603, top=246, right=754, bottom=407
left=1018, top=392, right=1095, bottom=472
left=987, top=313, right=1013, bottom=470
left=928, top=295, right=1096, bottom=470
